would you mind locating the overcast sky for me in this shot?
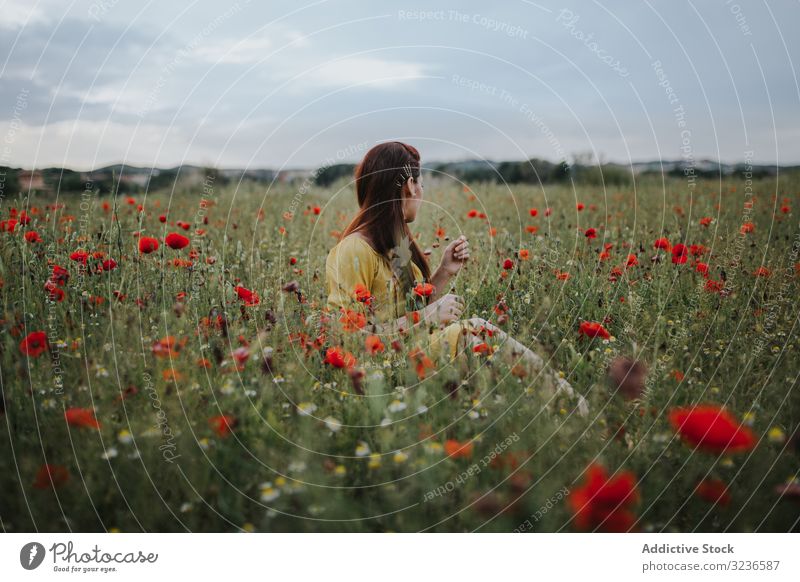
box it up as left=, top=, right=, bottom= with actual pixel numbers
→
left=1, top=0, right=798, bottom=171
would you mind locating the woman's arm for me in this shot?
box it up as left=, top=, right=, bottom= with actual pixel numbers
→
left=370, top=293, right=465, bottom=334
left=430, top=235, right=470, bottom=295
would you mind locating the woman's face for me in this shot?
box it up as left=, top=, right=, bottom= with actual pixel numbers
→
left=402, top=175, right=424, bottom=223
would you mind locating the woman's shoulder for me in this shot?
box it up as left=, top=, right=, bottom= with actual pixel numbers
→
left=326, top=233, right=379, bottom=268
left=329, top=233, right=378, bottom=257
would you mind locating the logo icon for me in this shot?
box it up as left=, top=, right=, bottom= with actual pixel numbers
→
left=20, top=542, right=46, bottom=570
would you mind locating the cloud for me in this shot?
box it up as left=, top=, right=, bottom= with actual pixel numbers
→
left=191, top=27, right=310, bottom=65
left=297, top=56, right=436, bottom=89
left=0, top=0, right=47, bottom=29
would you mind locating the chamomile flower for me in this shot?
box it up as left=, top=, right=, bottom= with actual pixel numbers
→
left=259, top=482, right=281, bottom=502
left=297, top=402, right=317, bottom=416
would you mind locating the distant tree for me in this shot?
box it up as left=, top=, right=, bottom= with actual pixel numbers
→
left=0, top=167, right=20, bottom=198
left=315, top=164, right=355, bottom=187
left=42, top=168, right=83, bottom=192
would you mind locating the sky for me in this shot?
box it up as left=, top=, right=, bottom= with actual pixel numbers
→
left=1, top=0, right=798, bottom=171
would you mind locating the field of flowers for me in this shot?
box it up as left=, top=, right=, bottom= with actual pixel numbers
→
left=1, top=171, right=799, bottom=532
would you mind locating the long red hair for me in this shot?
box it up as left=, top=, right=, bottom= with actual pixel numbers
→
left=341, top=141, right=431, bottom=295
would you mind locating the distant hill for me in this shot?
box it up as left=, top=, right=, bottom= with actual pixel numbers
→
left=1, top=158, right=797, bottom=196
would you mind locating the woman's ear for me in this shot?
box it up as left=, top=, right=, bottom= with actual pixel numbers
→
left=406, top=176, right=416, bottom=196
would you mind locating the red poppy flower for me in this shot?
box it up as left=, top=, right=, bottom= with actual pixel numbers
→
left=138, top=236, right=159, bottom=254
left=408, top=347, right=434, bottom=379
left=65, top=407, right=101, bottom=429
left=695, top=478, right=731, bottom=506
left=324, top=346, right=357, bottom=369
left=740, top=222, right=755, bottom=234
left=529, top=208, right=538, bottom=217
left=209, top=414, right=237, bottom=438
left=1, top=219, right=18, bottom=232
left=413, top=282, right=435, bottom=297
left=699, top=217, right=712, bottom=227
left=626, top=254, right=638, bottom=267
left=24, top=230, right=43, bottom=243
left=668, top=404, right=755, bottom=454
left=671, top=244, right=688, bottom=264
left=101, top=258, right=117, bottom=271
left=20, top=331, right=48, bottom=357
left=654, top=237, right=670, bottom=250
left=584, top=227, right=597, bottom=239
left=33, top=464, right=70, bottom=489
left=152, top=336, right=186, bottom=358
left=444, top=439, right=474, bottom=459
left=568, top=463, right=640, bottom=532
left=689, top=244, right=706, bottom=256
left=365, top=335, right=385, bottom=355
left=159, top=214, right=167, bottom=223
left=234, top=285, right=260, bottom=306
left=695, top=262, right=709, bottom=275
left=502, top=258, right=514, bottom=270
left=705, top=279, right=724, bottom=293
left=349, top=284, right=373, bottom=307
left=578, top=321, right=610, bottom=340
left=44, top=280, right=65, bottom=302
left=753, top=266, right=771, bottom=278
left=165, top=232, right=190, bottom=249
left=50, top=265, right=69, bottom=286
left=467, top=209, right=478, bottom=218
left=339, top=309, right=366, bottom=332
left=69, top=250, right=89, bottom=264
left=473, top=342, right=493, bottom=355
left=576, top=203, right=585, bottom=211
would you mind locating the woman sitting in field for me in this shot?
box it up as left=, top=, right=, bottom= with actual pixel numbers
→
left=325, top=141, right=579, bottom=404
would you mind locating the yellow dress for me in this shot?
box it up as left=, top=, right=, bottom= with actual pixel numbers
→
left=325, top=234, right=466, bottom=360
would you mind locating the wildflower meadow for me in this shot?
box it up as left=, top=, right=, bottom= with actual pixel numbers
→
left=1, top=172, right=798, bottom=532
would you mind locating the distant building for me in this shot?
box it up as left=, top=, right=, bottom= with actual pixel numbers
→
left=18, top=170, right=51, bottom=193
left=276, top=169, right=315, bottom=184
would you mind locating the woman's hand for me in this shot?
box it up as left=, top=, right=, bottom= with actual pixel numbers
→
left=438, top=235, right=470, bottom=276
left=423, top=293, right=465, bottom=324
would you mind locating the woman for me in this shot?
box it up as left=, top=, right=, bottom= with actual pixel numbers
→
left=325, top=141, right=580, bottom=406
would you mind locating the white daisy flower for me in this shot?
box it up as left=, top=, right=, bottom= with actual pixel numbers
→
left=259, top=482, right=281, bottom=502
left=387, top=399, right=407, bottom=413
left=297, top=402, right=317, bottom=416
left=324, top=416, right=342, bottom=432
